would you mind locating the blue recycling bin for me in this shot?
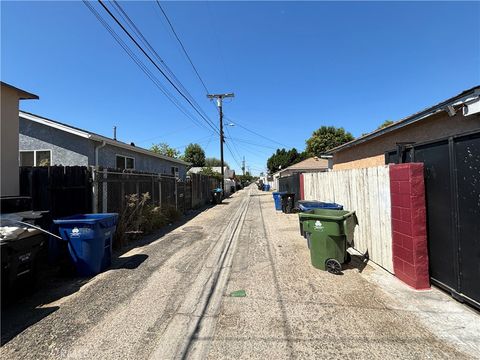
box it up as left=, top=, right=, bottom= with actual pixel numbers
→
left=297, top=201, right=343, bottom=238
left=298, top=201, right=343, bottom=212
left=263, top=184, right=271, bottom=191
left=272, top=192, right=286, bottom=211
left=53, top=213, right=118, bottom=276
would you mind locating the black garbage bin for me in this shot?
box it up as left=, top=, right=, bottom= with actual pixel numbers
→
left=211, top=188, right=223, bottom=204
left=280, top=193, right=295, bottom=214
left=1, top=229, right=45, bottom=295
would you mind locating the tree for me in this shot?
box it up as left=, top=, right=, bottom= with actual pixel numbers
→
left=377, top=120, right=394, bottom=129
left=266, top=148, right=306, bottom=174
left=305, top=126, right=354, bottom=156
left=150, top=142, right=180, bottom=158
left=199, top=166, right=223, bottom=181
left=205, top=157, right=229, bottom=168
left=238, top=171, right=253, bottom=185
left=183, top=143, right=205, bottom=167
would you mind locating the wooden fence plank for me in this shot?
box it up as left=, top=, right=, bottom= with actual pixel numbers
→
left=302, top=165, right=393, bottom=272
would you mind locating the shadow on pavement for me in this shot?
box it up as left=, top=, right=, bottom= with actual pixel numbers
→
left=344, top=254, right=369, bottom=273
left=112, top=254, right=148, bottom=270
left=0, top=203, right=216, bottom=346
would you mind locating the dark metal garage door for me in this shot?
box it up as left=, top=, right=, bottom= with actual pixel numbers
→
left=386, top=130, right=480, bottom=308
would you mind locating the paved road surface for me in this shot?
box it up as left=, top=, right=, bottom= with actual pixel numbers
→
left=1, top=186, right=473, bottom=359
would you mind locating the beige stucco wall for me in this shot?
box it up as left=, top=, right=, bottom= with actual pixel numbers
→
left=333, top=111, right=480, bottom=170
left=1, top=87, right=20, bottom=196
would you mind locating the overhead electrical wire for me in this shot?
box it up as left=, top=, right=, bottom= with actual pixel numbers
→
left=110, top=0, right=213, bottom=125
left=155, top=0, right=210, bottom=95
left=229, top=137, right=278, bottom=150
left=224, top=116, right=292, bottom=149
left=82, top=0, right=210, bottom=133
left=96, top=0, right=220, bottom=136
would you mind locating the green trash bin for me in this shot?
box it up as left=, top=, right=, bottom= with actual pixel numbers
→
left=299, top=209, right=357, bottom=274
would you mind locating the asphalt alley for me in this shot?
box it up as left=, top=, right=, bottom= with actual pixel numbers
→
left=1, top=186, right=476, bottom=359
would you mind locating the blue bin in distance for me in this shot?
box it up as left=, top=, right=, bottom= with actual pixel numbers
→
left=272, top=192, right=286, bottom=211
left=53, top=213, right=118, bottom=276
left=263, top=184, right=271, bottom=191
left=297, top=201, right=343, bottom=238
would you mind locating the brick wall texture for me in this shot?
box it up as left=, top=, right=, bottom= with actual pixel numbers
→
left=390, top=163, right=430, bottom=290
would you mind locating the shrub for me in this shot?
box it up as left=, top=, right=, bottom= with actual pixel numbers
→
left=114, top=193, right=181, bottom=248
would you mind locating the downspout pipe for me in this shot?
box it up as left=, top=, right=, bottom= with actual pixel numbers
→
left=94, top=140, right=106, bottom=168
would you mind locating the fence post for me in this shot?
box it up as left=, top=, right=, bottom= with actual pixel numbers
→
left=92, top=167, right=98, bottom=213
left=102, top=168, right=108, bottom=212
left=151, top=177, right=155, bottom=204
left=175, top=179, right=178, bottom=210
left=158, top=177, right=162, bottom=209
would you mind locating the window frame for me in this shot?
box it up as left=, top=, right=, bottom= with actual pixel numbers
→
left=19, top=149, right=52, bottom=167
left=171, top=166, right=179, bottom=177
left=115, top=154, right=135, bottom=170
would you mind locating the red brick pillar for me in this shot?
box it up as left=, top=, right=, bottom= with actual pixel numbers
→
left=389, top=163, right=430, bottom=290
left=299, top=173, right=305, bottom=200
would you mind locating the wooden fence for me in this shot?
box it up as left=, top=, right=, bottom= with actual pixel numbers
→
left=19, top=166, right=219, bottom=219
left=302, top=166, right=393, bottom=272
left=19, top=166, right=92, bottom=218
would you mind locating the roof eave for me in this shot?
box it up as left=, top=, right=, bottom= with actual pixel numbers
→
left=327, top=86, right=480, bottom=154
left=89, top=135, right=190, bottom=165
left=1, top=81, right=39, bottom=100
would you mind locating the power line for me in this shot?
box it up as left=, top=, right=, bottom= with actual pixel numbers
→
left=82, top=1, right=211, bottom=133
left=224, top=116, right=292, bottom=148
left=111, top=0, right=213, bottom=125
left=155, top=1, right=210, bottom=95
left=228, top=137, right=278, bottom=150
left=97, top=0, right=220, bottom=135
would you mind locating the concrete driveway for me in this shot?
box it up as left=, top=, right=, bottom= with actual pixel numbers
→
left=1, top=186, right=478, bottom=359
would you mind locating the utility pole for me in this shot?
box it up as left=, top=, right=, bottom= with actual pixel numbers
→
left=207, top=93, right=234, bottom=195
left=242, top=156, right=245, bottom=176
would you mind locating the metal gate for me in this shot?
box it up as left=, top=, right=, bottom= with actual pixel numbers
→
left=386, top=130, right=480, bottom=308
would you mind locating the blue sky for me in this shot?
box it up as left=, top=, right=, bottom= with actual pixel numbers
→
left=2, top=1, right=479, bottom=175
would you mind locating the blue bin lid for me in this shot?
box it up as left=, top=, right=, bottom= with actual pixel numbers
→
left=298, top=201, right=343, bottom=211
left=53, top=213, right=118, bottom=224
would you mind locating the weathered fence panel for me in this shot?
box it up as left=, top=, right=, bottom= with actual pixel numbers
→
left=278, top=173, right=301, bottom=205
left=190, top=173, right=219, bottom=209
left=303, top=165, right=393, bottom=272
left=19, top=166, right=92, bottom=218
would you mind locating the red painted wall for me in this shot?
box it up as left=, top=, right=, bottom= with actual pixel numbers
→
left=299, top=173, right=305, bottom=200
left=390, top=163, right=430, bottom=290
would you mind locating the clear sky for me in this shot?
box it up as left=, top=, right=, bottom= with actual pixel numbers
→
left=2, top=1, right=479, bottom=175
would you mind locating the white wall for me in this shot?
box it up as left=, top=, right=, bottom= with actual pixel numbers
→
left=303, top=165, right=393, bottom=272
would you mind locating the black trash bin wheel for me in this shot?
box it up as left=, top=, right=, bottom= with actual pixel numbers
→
left=325, top=259, right=342, bottom=274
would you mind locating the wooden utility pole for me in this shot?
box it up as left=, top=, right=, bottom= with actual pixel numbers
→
left=207, top=93, right=234, bottom=195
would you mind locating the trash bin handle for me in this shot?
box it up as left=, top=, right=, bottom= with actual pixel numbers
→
left=298, top=211, right=356, bottom=221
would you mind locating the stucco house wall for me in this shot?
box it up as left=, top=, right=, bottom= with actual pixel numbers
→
left=1, top=83, right=37, bottom=196
left=98, top=143, right=187, bottom=178
left=18, top=113, right=188, bottom=179
left=333, top=111, right=480, bottom=170
left=19, top=117, right=92, bottom=166
left=1, top=87, right=20, bottom=196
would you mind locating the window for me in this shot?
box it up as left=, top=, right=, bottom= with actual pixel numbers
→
left=116, top=155, right=135, bottom=170
left=19, top=150, right=51, bottom=166
left=171, top=166, right=179, bottom=177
